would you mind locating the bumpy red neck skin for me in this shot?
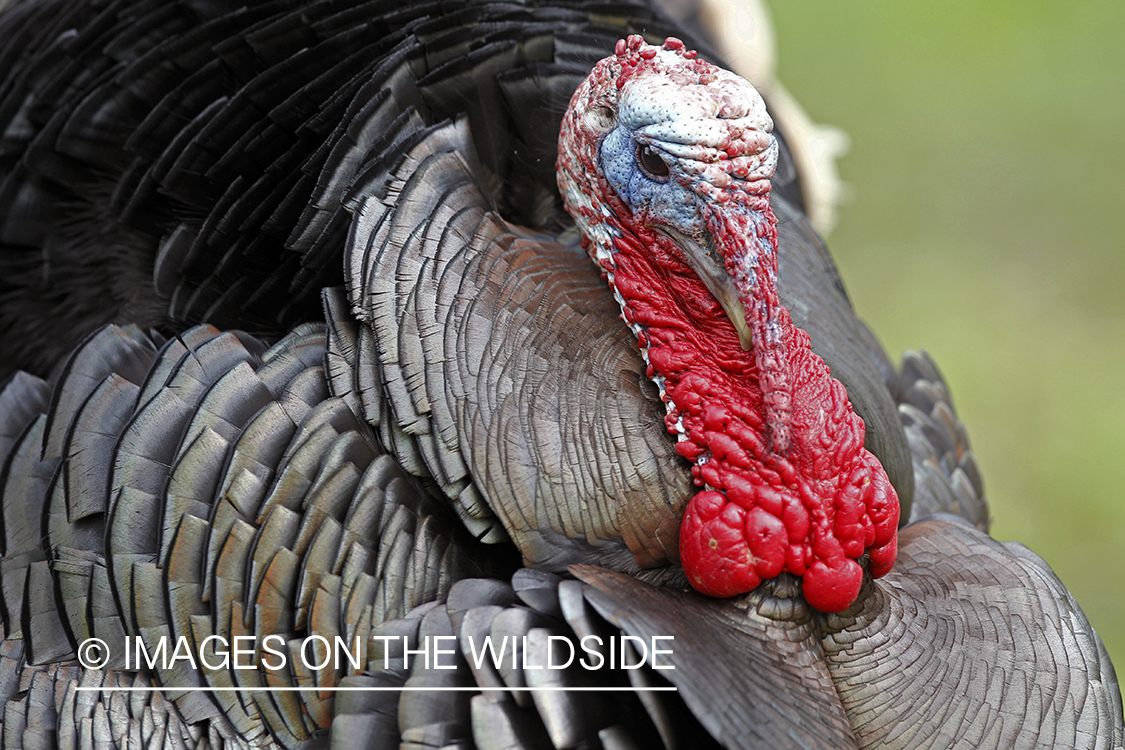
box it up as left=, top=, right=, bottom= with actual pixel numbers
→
left=558, top=37, right=898, bottom=613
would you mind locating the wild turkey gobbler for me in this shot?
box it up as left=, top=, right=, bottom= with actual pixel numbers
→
left=0, top=0, right=1120, bottom=748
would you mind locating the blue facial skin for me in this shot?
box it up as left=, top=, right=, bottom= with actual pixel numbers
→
left=599, top=126, right=706, bottom=240
left=597, top=121, right=765, bottom=355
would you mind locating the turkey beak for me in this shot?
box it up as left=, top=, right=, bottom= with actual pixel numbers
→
left=704, top=273, right=754, bottom=352
left=664, top=227, right=754, bottom=351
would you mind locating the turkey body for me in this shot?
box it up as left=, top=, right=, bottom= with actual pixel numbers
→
left=0, top=0, right=1121, bottom=748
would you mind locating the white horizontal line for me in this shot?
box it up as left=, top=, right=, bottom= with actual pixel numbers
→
left=77, top=686, right=678, bottom=693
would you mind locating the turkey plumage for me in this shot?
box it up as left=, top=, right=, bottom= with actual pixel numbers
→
left=0, top=0, right=1119, bottom=748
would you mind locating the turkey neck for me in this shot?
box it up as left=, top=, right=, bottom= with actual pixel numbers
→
left=602, top=196, right=788, bottom=459
left=602, top=199, right=899, bottom=614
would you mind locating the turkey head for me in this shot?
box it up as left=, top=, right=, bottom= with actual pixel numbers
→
left=557, top=36, right=899, bottom=612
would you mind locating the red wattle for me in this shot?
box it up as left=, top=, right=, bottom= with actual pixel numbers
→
left=799, top=558, right=864, bottom=613
left=608, top=219, right=899, bottom=614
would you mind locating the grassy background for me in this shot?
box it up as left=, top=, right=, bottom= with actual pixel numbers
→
left=768, top=0, right=1125, bottom=671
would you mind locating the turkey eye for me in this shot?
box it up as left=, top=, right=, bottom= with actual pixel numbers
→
left=637, top=144, right=670, bottom=180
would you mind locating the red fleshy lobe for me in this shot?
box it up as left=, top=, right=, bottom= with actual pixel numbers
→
left=614, top=34, right=713, bottom=91
left=610, top=217, right=898, bottom=613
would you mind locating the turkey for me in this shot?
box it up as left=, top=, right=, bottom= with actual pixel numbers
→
left=0, top=0, right=1120, bottom=748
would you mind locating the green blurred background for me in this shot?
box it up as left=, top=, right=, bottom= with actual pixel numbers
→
left=4, top=0, right=1120, bottom=702
left=768, top=1, right=1125, bottom=670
